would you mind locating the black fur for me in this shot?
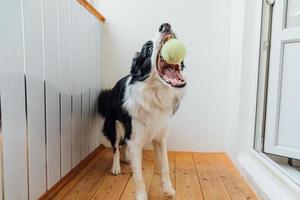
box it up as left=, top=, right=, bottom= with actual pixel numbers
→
left=98, top=75, right=132, bottom=151
left=130, top=41, right=153, bottom=84
left=97, top=41, right=153, bottom=151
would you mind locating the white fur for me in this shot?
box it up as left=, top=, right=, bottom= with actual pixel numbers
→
left=111, top=120, right=125, bottom=175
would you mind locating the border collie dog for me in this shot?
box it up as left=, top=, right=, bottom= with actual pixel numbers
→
left=98, top=23, right=186, bottom=200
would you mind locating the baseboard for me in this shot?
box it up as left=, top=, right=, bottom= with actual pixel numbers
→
left=236, top=150, right=300, bottom=200
left=38, top=145, right=105, bottom=200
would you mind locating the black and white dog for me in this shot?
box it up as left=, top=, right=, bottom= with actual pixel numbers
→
left=97, top=23, right=186, bottom=200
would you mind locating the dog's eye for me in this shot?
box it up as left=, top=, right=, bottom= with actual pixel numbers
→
left=159, top=24, right=164, bottom=32
left=181, top=62, right=185, bottom=70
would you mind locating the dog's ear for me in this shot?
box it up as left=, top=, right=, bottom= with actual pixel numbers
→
left=130, top=41, right=153, bottom=83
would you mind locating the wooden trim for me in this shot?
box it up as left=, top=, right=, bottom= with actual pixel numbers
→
left=77, top=0, right=106, bottom=23
left=38, top=145, right=105, bottom=200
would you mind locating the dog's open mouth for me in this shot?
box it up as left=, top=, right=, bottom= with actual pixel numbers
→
left=156, top=35, right=186, bottom=88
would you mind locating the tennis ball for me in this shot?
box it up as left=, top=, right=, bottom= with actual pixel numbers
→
left=161, top=39, right=186, bottom=64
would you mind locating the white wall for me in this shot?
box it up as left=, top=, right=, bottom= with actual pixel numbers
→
left=224, top=0, right=246, bottom=158
left=96, top=0, right=233, bottom=151
left=225, top=0, right=262, bottom=159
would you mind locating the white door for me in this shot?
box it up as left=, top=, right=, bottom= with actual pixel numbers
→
left=264, top=0, right=300, bottom=159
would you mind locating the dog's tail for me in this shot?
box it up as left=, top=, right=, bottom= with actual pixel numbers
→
left=97, top=89, right=111, bottom=118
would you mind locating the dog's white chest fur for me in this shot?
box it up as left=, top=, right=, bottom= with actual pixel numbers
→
left=123, top=76, right=184, bottom=141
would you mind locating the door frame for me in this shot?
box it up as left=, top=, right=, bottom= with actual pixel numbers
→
left=253, top=0, right=300, bottom=164
left=254, top=0, right=300, bottom=159
left=231, top=0, right=300, bottom=199
left=254, top=0, right=274, bottom=153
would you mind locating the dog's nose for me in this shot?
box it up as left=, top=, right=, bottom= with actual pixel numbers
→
left=159, top=23, right=171, bottom=33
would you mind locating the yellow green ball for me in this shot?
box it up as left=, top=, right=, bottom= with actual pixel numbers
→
left=161, top=39, right=186, bottom=64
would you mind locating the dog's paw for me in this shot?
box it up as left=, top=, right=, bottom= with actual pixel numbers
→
left=162, top=184, right=176, bottom=198
left=135, top=191, right=148, bottom=200
left=111, top=164, right=121, bottom=175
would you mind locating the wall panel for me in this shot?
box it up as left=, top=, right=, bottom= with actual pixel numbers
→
left=81, top=9, right=90, bottom=159
left=95, top=20, right=103, bottom=147
left=43, top=0, right=61, bottom=188
left=58, top=0, right=73, bottom=177
left=0, top=0, right=103, bottom=198
left=89, top=16, right=97, bottom=152
left=23, top=0, right=47, bottom=198
left=0, top=0, right=29, bottom=199
left=70, top=0, right=83, bottom=167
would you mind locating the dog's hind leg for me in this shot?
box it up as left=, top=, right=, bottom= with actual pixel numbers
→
left=111, top=147, right=121, bottom=175
left=120, top=144, right=130, bottom=164
left=111, top=120, right=125, bottom=175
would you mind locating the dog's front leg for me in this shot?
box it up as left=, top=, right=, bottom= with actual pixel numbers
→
left=127, top=123, right=147, bottom=200
left=153, top=138, right=175, bottom=198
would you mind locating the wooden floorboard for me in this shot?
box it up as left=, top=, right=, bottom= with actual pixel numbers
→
left=46, top=147, right=107, bottom=200
left=193, top=153, right=231, bottom=200
left=63, top=149, right=112, bottom=200
left=90, top=162, right=131, bottom=200
left=175, top=152, right=204, bottom=200
left=211, top=153, right=258, bottom=200
left=47, top=149, right=258, bottom=200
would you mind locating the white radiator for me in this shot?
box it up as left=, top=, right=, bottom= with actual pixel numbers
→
left=0, top=0, right=103, bottom=199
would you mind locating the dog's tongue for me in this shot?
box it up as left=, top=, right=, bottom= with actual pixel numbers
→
left=163, top=67, right=183, bottom=86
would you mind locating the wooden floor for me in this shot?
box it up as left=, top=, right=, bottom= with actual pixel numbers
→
left=47, top=148, right=258, bottom=200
